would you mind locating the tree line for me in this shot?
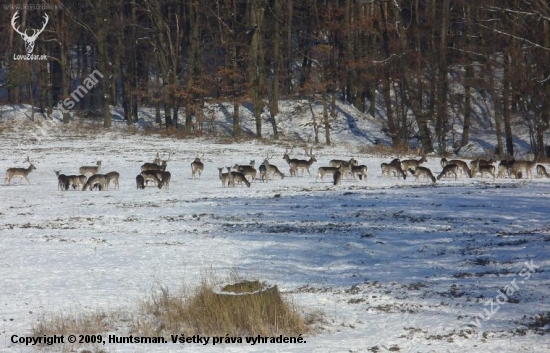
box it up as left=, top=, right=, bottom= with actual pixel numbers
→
left=1, top=0, right=549, bottom=157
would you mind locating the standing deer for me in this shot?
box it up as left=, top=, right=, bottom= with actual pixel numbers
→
left=218, top=167, right=231, bottom=187
left=82, top=174, right=107, bottom=191
left=328, top=158, right=357, bottom=179
left=227, top=167, right=250, bottom=187
left=381, top=159, right=406, bottom=179
left=412, top=166, right=436, bottom=184
left=478, top=165, right=496, bottom=180
left=66, top=175, right=87, bottom=190
left=55, top=170, right=69, bottom=190
left=470, top=157, right=494, bottom=177
left=507, top=152, right=540, bottom=179
left=141, top=160, right=167, bottom=172
left=233, top=160, right=257, bottom=182
left=136, top=175, right=145, bottom=189
left=333, top=165, right=346, bottom=185
left=5, top=157, right=36, bottom=185
left=437, top=164, right=459, bottom=181
left=259, top=156, right=285, bottom=182
left=447, top=159, right=472, bottom=178
left=79, top=161, right=102, bottom=176
left=140, top=171, right=163, bottom=188
left=351, top=165, right=368, bottom=181
left=401, top=155, right=427, bottom=175
left=283, top=148, right=317, bottom=177
left=160, top=171, right=171, bottom=189
left=105, top=171, right=120, bottom=190
left=497, top=158, right=514, bottom=178
left=191, top=152, right=204, bottom=179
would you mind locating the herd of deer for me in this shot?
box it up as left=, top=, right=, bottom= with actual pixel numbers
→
left=4, top=148, right=550, bottom=190
left=379, top=153, right=550, bottom=184
left=54, top=160, right=119, bottom=191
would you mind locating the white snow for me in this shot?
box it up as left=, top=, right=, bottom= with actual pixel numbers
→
left=0, top=102, right=549, bottom=353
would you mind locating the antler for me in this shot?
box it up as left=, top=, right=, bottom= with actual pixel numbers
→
left=30, top=13, right=49, bottom=40
left=11, top=11, right=25, bottom=37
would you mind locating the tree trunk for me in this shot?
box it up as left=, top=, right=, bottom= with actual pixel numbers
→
left=322, top=93, right=331, bottom=145
left=233, top=101, right=241, bottom=139
left=249, top=0, right=265, bottom=139
left=503, top=52, right=513, bottom=157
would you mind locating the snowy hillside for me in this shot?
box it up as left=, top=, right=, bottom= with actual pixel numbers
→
left=0, top=103, right=549, bottom=353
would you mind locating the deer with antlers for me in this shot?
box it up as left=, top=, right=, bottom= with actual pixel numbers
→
left=259, top=153, right=285, bottom=182
left=11, top=11, right=49, bottom=54
left=142, top=153, right=170, bottom=173
left=283, top=146, right=317, bottom=177
left=5, top=157, right=36, bottom=185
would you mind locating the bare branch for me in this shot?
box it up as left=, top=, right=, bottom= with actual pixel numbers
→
left=477, top=23, right=550, bottom=51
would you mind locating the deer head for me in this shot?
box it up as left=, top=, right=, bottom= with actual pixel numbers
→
left=12, top=11, right=49, bottom=54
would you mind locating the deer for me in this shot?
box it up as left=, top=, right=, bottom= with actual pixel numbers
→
left=227, top=167, right=250, bottom=187
left=401, top=155, right=427, bottom=175
left=159, top=171, right=171, bottom=189
left=141, top=160, right=167, bottom=172
left=328, top=158, right=357, bottom=179
left=82, top=174, right=107, bottom=191
left=140, top=171, right=163, bottom=188
left=282, top=147, right=317, bottom=177
left=380, top=160, right=406, bottom=179
left=447, top=159, right=472, bottom=178
left=470, top=157, right=495, bottom=177
left=437, top=164, right=459, bottom=181
left=105, top=171, right=120, bottom=190
left=497, top=158, right=514, bottom=178
left=478, top=164, right=496, bottom=180
left=536, top=164, right=550, bottom=178
left=136, top=175, right=145, bottom=189
left=329, top=157, right=358, bottom=169
left=333, top=165, right=345, bottom=186
left=316, top=164, right=351, bottom=182
left=218, top=167, right=231, bottom=187
left=5, top=157, right=36, bottom=185
left=507, top=153, right=540, bottom=179
left=412, top=166, right=436, bottom=184
left=55, top=170, right=69, bottom=191
left=440, top=158, right=449, bottom=169
left=191, top=152, right=204, bottom=179
left=233, top=160, right=257, bottom=182
left=79, top=161, right=102, bottom=176
left=259, top=154, right=285, bottom=182
left=351, top=165, right=368, bottom=181
left=66, top=175, right=87, bottom=190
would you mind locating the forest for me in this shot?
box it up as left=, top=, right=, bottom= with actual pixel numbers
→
left=1, top=0, right=549, bottom=157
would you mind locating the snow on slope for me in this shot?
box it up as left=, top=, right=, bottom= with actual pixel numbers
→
left=0, top=103, right=549, bottom=353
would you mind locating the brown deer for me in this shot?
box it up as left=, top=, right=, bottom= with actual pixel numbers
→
left=5, top=157, right=36, bottom=185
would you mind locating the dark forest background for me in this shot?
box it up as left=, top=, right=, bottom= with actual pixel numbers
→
left=1, top=0, right=549, bottom=156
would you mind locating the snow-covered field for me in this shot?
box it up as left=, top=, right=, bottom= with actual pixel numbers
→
left=1, top=104, right=549, bottom=353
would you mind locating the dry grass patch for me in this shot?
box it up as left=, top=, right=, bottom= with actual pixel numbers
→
left=32, top=310, right=117, bottom=342
left=134, top=280, right=310, bottom=337
left=30, top=278, right=314, bottom=350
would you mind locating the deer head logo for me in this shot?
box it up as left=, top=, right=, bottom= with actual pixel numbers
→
left=11, top=11, right=49, bottom=54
